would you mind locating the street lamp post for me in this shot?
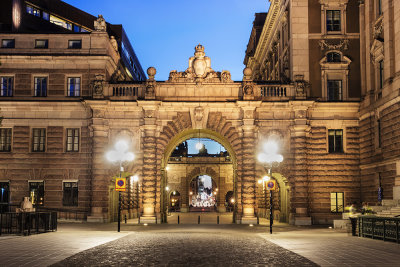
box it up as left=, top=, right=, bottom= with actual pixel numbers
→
left=257, top=140, right=283, bottom=234
left=106, top=140, right=135, bottom=232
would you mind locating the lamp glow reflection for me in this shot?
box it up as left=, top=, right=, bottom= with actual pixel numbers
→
left=257, top=139, right=283, bottom=235
left=106, top=139, right=135, bottom=232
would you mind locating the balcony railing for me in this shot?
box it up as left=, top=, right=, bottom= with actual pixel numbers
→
left=105, top=84, right=144, bottom=100
left=259, top=84, right=295, bottom=100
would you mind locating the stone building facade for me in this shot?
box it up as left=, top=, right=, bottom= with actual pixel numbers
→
left=244, top=0, right=400, bottom=221
left=1, top=0, right=399, bottom=226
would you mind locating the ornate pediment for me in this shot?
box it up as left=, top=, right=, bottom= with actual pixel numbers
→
left=319, top=39, right=349, bottom=51
left=168, top=44, right=232, bottom=84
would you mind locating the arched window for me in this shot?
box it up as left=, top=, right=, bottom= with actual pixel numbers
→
left=327, top=52, right=341, bottom=63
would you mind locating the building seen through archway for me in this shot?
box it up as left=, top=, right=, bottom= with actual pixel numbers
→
left=165, top=137, right=234, bottom=215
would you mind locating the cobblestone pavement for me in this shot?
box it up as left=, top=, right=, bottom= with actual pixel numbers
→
left=51, top=225, right=318, bottom=267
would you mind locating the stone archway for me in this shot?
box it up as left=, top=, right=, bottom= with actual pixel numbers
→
left=139, top=110, right=257, bottom=223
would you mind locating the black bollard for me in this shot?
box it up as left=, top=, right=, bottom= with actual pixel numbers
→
left=217, top=216, right=219, bottom=224
left=350, top=217, right=357, bottom=236
left=124, top=215, right=127, bottom=224
left=198, top=215, right=200, bottom=224
left=178, top=215, right=180, bottom=224
left=257, top=215, right=259, bottom=225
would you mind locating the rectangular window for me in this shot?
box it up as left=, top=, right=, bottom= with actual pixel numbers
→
left=327, top=80, right=342, bottom=101
left=42, top=11, right=49, bottom=21
left=63, top=182, right=78, bottom=206
left=328, top=129, right=343, bottom=153
left=1, top=77, right=13, bottom=97
left=29, top=182, right=44, bottom=206
left=32, top=128, right=46, bottom=152
left=0, top=182, right=10, bottom=213
left=1, top=39, right=15, bottom=48
left=35, top=39, right=48, bottom=49
left=67, top=77, right=81, bottom=97
left=0, top=128, right=12, bottom=152
left=331, top=192, right=344, bottom=212
left=377, top=119, right=382, bottom=148
left=68, top=40, right=82, bottom=49
left=378, top=0, right=383, bottom=16
left=26, top=4, right=40, bottom=17
left=34, top=77, right=47, bottom=97
left=66, top=128, right=79, bottom=152
left=379, top=60, right=384, bottom=89
left=326, top=10, right=341, bottom=32
left=73, top=25, right=80, bottom=32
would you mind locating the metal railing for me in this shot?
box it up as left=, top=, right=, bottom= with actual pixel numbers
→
left=358, top=216, right=400, bottom=243
left=0, top=212, right=57, bottom=236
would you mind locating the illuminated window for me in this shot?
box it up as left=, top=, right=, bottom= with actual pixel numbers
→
left=66, top=128, right=79, bottom=152
left=63, top=182, right=78, bottom=206
left=328, top=129, right=343, bottom=153
left=326, top=10, right=341, bottom=32
left=1, top=77, right=13, bottom=97
left=1, top=39, right=15, bottom=48
left=34, top=77, right=47, bottom=97
left=50, top=15, right=72, bottom=30
left=32, top=128, right=46, bottom=152
left=42, top=11, right=49, bottom=21
left=35, top=39, right=48, bottom=49
left=26, top=4, right=40, bottom=17
left=0, top=128, right=12, bottom=152
left=331, top=192, right=344, bottom=212
left=68, top=40, right=82, bottom=49
left=67, top=77, right=80, bottom=96
left=29, top=181, right=44, bottom=206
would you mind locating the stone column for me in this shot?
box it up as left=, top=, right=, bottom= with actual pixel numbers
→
left=241, top=125, right=257, bottom=223
left=290, top=124, right=312, bottom=225
left=87, top=107, right=110, bottom=222
left=141, top=122, right=157, bottom=223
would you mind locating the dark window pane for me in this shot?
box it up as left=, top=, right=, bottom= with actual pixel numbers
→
left=0, top=128, right=12, bottom=152
left=43, top=11, right=49, bottom=21
left=327, top=80, right=342, bottom=101
left=327, top=10, right=341, bottom=32
left=63, top=182, right=78, bottom=206
left=32, top=128, right=46, bottom=152
left=73, top=25, right=80, bottom=32
left=327, top=52, right=341, bottom=62
left=34, top=77, right=47, bottom=97
left=2, top=39, right=15, bottom=48
left=1, top=77, right=13, bottom=97
left=328, top=129, right=343, bottom=153
left=68, top=40, right=82, bottom=49
left=67, top=77, right=80, bottom=97
left=66, top=128, right=79, bottom=152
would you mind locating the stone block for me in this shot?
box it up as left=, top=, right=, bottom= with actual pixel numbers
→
left=334, top=219, right=350, bottom=229
left=294, top=216, right=312, bottom=225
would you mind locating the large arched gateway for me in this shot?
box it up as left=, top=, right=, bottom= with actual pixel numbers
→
left=84, top=44, right=359, bottom=226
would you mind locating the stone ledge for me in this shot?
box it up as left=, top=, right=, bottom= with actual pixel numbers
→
left=294, top=216, right=312, bottom=226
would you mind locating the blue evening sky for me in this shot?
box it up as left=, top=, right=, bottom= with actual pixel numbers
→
left=65, top=0, right=269, bottom=81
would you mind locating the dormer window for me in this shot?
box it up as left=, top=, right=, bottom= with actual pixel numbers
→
left=327, top=52, right=341, bottom=63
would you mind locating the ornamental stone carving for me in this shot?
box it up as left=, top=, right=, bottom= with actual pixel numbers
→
left=319, top=39, right=349, bottom=51
left=167, top=44, right=232, bottom=84
left=145, top=67, right=156, bottom=100
left=94, top=15, right=107, bottom=32
left=294, top=74, right=309, bottom=100
left=92, top=74, right=105, bottom=99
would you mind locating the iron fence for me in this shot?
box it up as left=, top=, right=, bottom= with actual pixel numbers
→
left=358, top=216, right=400, bottom=243
left=0, top=212, right=57, bottom=236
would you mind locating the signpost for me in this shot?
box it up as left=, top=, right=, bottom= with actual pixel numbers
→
left=116, top=178, right=126, bottom=191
